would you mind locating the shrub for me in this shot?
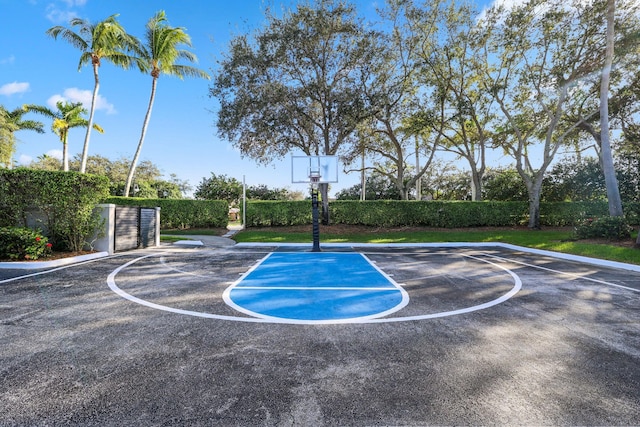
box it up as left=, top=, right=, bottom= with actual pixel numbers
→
left=0, top=227, right=53, bottom=260
left=245, top=201, right=310, bottom=226
left=573, top=216, right=634, bottom=240
left=0, top=169, right=110, bottom=251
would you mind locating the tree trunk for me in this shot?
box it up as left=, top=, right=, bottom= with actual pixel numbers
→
left=80, top=63, right=100, bottom=174
left=360, top=151, right=366, bottom=201
left=125, top=77, right=157, bottom=197
left=526, top=175, right=544, bottom=230
left=600, top=0, right=624, bottom=217
left=470, top=168, right=482, bottom=201
left=62, top=133, right=69, bottom=172
left=415, top=137, right=421, bottom=200
left=527, top=192, right=541, bottom=230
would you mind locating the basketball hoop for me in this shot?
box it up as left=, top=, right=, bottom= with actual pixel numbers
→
left=291, top=155, right=339, bottom=253
left=309, top=172, right=321, bottom=190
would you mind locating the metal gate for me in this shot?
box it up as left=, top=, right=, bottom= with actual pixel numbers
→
left=139, top=208, right=157, bottom=249
left=114, top=206, right=158, bottom=252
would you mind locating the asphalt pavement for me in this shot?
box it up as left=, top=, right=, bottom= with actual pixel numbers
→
left=1, top=243, right=639, bottom=426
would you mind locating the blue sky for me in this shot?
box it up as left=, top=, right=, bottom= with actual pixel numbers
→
left=0, top=0, right=495, bottom=196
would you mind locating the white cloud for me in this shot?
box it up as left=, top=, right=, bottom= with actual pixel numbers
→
left=18, top=150, right=62, bottom=166
left=47, top=87, right=117, bottom=114
left=476, top=0, right=522, bottom=23
left=64, top=0, right=87, bottom=6
left=0, top=55, right=16, bottom=65
left=46, top=5, right=77, bottom=23
left=46, top=94, right=66, bottom=107
left=477, top=0, right=595, bottom=23
left=0, top=81, right=30, bottom=96
left=44, top=0, right=88, bottom=23
left=18, top=154, right=33, bottom=165
left=47, top=149, right=63, bottom=160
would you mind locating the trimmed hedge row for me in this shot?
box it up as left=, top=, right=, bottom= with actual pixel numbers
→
left=103, top=197, right=228, bottom=229
left=0, top=169, right=110, bottom=251
left=243, top=200, right=314, bottom=226
left=244, top=200, right=640, bottom=228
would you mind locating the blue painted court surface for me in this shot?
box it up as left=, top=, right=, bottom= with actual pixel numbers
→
left=223, top=252, right=409, bottom=323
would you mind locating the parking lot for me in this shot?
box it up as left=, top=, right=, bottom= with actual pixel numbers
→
left=1, top=243, right=639, bottom=426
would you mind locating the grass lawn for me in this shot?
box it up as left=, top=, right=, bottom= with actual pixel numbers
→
left=231, top=225, right=640, bottom=266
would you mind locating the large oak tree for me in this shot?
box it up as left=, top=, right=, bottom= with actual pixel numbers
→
left=212, top=0, right=378, bottom=222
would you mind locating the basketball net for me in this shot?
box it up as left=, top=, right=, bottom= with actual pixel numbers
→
left=309, top=172, right=321, bottom=190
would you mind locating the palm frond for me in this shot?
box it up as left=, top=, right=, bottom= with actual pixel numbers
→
left=168, top=64, right=211, bottom=80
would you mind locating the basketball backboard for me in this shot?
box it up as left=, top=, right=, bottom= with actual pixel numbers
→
left=291, top=155, right=339, bottom=184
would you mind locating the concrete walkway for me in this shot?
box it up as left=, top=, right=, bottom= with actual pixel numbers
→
left=163, top=225, right=242, bottom=248
left=164, top=234, right=236, bottom=248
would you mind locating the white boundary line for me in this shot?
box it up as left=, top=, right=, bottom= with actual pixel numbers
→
left=0, top=253, right=123, bottom=284
left=481, top=253, right=640, bottom=293
left=107, top=250, right=521, bottom=324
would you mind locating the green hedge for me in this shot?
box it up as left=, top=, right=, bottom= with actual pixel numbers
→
left=103, top=197, right=228, bottom=229
left=244, top=201, right=311, bottom=226
left=245, top=200, right=639, bottom=228
left=0, top=169, right=110, bottom=251
left=539, top=201, right=610, bottom=226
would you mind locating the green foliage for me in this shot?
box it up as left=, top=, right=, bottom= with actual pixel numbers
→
left=247, top=184, right=301, bottom=201
left=194, top=173, right=243, bottom=206
left=542, top=157, right=606, bottom=202
left=482, top=168, right=528, bottom=201
left=245, top=201, right=311, bottom=226
left=0, top=227, right=53, bottom=260
left=336, top=174, right=402, bottom=200
left=123, top=10, right=210, bottom=197
left=0, top=169, right=109, bottom=251
left=103, top=197, right=228, bottom=229
left=615, top=147, right=640, bottom=203
left=539, top=201, right=610, bottom=226
left=330, top=201, right=529, bottom=227
left=27, top=155, right=189, bottom=199
left=623, top=202, right=640, bottom=225
left=23, top=101, right=101, bottom=171
left=212, top=0, right=374, bottom=163
left=243, top=200, right=640, bottom=228
left=0, top=105, right=44, bottom=168
left=574, top=216, right=634, bottom=240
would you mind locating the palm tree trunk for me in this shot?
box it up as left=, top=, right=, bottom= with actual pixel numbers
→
left=125, top=76, right=157, bottom=197
left=600, top=0, right=624, bottom=217
left=80, top=63, right=100, bottom=173
left=62, top=132, right=69, bottom=172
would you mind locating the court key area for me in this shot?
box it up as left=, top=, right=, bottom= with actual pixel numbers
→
left=1, top=243, right=639, bottom=425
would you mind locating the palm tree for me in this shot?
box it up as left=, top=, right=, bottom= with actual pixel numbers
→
left=124, top=10, right=210, bottom=197
left=46, top=14, right=141, bottom=173
left=24, top=101, right=104, bottom=171
left=0, top=109, right=17, bottom=168
left=0, top=106, right=45, bottom=168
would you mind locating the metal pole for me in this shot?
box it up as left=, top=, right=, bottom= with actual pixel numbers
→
left=311, top=187, right=321, bottom=252
left=242, top=175, right=246, bottom=228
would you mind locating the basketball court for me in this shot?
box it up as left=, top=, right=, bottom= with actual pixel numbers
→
left=2, top=158, right=640, bottom=424
left=1, top=240, right=640, bottom=425
left=104, top=244, right=530, bottom=325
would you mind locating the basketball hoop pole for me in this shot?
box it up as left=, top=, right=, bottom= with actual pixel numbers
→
left=310, top=174, right=321, bottom=252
